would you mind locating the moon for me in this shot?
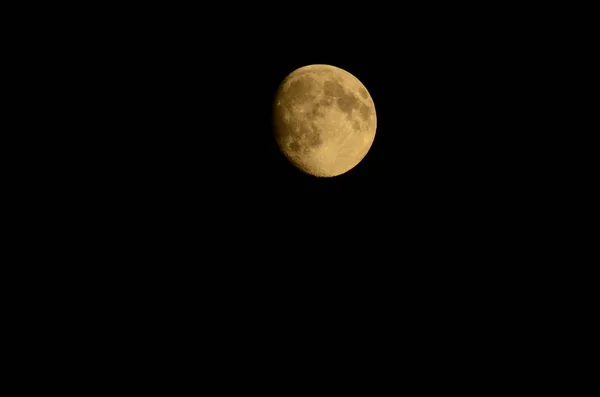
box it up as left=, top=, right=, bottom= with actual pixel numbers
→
left=273, top=64, right=377, bottom=177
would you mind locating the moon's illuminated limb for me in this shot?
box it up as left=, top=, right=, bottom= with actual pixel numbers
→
left=273, top=64, right=377, bottom=177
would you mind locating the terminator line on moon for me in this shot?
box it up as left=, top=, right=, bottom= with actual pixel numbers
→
left=273, top=64, right=377, bottom=177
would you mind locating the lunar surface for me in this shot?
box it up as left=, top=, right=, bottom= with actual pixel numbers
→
left=273, top=64, right=377, bottom=177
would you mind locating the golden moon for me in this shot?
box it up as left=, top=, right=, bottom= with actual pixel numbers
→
left=273, top=64, right=377, bottom=177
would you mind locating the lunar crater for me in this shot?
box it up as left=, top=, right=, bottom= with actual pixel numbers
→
left=337, top=93, right=360, bottom=115
left=323, top=80, right=345, bottom=97
left=286, top=78, right=317, bottom=102
left=290, top=141, right=301, bottom=152
left=359, top=104, right=371, bottom=120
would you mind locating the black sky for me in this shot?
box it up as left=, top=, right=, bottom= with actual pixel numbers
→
left=17, top=5, right=569, bottom=373
left=33, top=6, right=565, bottom=358
left=92, top=4, right=550, bottom=274
left=127, top=38, right=518, bottom=214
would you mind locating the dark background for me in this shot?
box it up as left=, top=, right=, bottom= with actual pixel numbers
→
left=91, top=7, right=545, bottom=260
left=47, top=4, right=558, bottom=298
left=15, top=5, right=568, bottom=375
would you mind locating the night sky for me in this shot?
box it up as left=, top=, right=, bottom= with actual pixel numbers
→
left=133, top=43, right=524, bottom=238
left=101, top=5, right=547, bottom=282
left=55, top=6, right=559, bottom=367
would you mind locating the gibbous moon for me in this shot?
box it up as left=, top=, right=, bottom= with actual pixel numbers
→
left=273, top=64, right=377, bottom=177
